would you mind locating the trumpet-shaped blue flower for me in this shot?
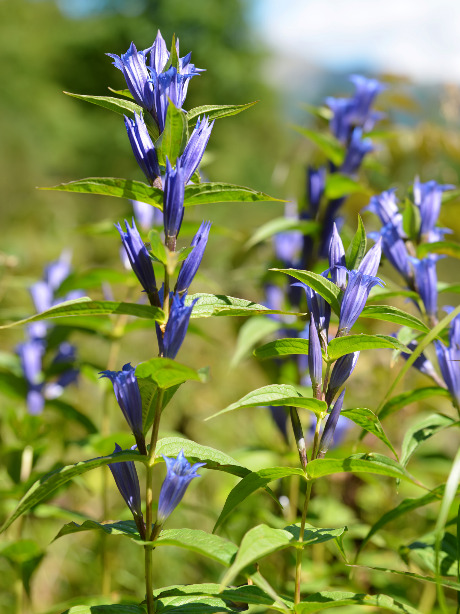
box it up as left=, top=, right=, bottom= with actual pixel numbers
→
left=349, top=75, right=385, bottom=129
left=179, top=116, right=214, bottom=183
left=379, top=222, right=411, bottom=281
left=340, top=128, right=374, bottom=176
left=176, top=221, right=211, bottom=293
left=435, top=341, right=460, bottom=409
left=358, top=238, right=382, bottom=277
left=294, top=282, right=331, bottom=347
left=17, top=339, right=45, bottom=415
left=365, top=189, right=402, bottom=229
left=413, top=178, right=454, bottom=237
left=124, top=113, right=160, bottom=184
left=108, top=43, right=154, bottom=113
left=318, top=389, right=346, bottom=458
left=153, top=67, right=193, bottom=133
left=99, top=364, right=145, bottom=453
left=326, top=352, right=359, bottom=405
left=116, top=218, right=157, bottom=299
left=149, top=30, right=204, bottom=82
left=306, top=166, right=326, bottom=216
left=308, top=313, right=322, bottom=396
left=157, top=292, right=198, bottom=359
left=108, top=443, right=145, bottom=536
left=338, top=270, right=384, bottom=334
left=328, top=223, right=347, bottom=290
left=157, top=450, right=205, bottom=524
left=163, top=159, right=185, bottom=244
left=410, top=255, right=441, bottom=320
left=325, top=97, right=355, bottom=142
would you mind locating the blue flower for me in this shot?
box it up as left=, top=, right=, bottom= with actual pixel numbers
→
left=318, top=389, right=346, bottom=458
left=152, top=67, right=193, bottom=133
left=308, top=313, right=322, bottom=396
left=116, top=218, right=158, bottom=299
left=338, top=270, right=384, bottom=334
left=410, top=255, right=441, bottom=320
left=157, top=450, right=205, bottom=524
left=124, top=113, right=160, bottom=185
left=365, top=189, right=402, bottom=228
left=16, top=339, right=45, bottom=415
left=435, top=341, right=460, bottom=409
left=108, top=43, right=154, bottom=113
left=348, top=75, right=385, bottom=129
left=108, top=443, right=145, bottom=537
left=295, top=283, right=331, bottom=347
left=132, top=199, right=163, bottom=232
left=176, top=221, right=211, bottom=294
left=340, top=128, right=374, bottom=176
left=306, top=166, right=326, bottom=216
left=148, top=30, right=204, bottom=83
left=157, top=293, right=198, bottom=359
left=399, top=340, right=442, bottom=383
left=358, top=238, right=382, bottom=277
left=163, top=159, right=185, bottom=245
left=328, top=223, right=347, bottom=290
left=413, top=178, right=454, bottom=237
left=325, top=352, right=359, bottom=405
left=179, top=116, right=214, bottom=183
left=325, top=97, right=355, bottom=142
left=99, top=364, right=145, bottom=453
left=379, top=222, right=412, bottom=281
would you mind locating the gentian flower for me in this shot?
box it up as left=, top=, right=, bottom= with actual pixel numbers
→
left=379, top=223, right=412, bottom=281
left=99, top=363, right=146, bottom=454
left=108, top=443, right=145, bottom=538
left=317, top=389, right=346, bottom=458
left=348, top=75, right=385, bottom=129
left=179, top=116, right=214, bottom=183
left=116, top=218, right=158, bottom=300
left=294, top=283, right=331, bottom=347
left=163, top=159, right=185, bottom=247
left=17, top=339, right=45, bottom=415
left=176, top=221, right=211, bottom=293
left=44, top=251, right=72, bottom=292
left=435, top=341, right=460, bottom=409
left=399, top=340, right=444, bottom=385
left=149, top=30, right=169, bottom=76
left=152, top=67, right=193, bottom=133
left=306, top=166, right=326, bottom=216
left=124, top=113, right=161, bottom=185
left=413, top=178, right=454, bottom=237
left=328, top=223, right=347, bottom=290
left=410, top=255, right=441, bottom=320
left=157, top=292, right=198, bottom=359
left=358, top=237, right=382, bottom=277
left=340, top=128, right=374, bottom=176
left=308, top=313, right=322, bottom=397
left=107, top=43, right=155, bottom=113
left=325, top=352, right=359, bottom=405
left=157, top=450, right=205, bottom=524
left=365, top=189, right=402, bottom=229
left=338, top=269, right=384, bottom=334
left=132, top=199, right=163, bottom=232
left=325, top=97, right=354, bottom=142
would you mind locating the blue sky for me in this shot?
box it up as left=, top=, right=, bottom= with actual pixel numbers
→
left=248, top=0, right=460, bottom=83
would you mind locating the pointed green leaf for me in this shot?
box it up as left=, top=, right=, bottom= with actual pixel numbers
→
left=207, top=384, right=327, bottom=421
left=0, top=298, right=165, bottom=330
left=306, top=453, right=416, bottom=483
left=148, top=229, right=168, bottom=265
left=350, top=564, right=460, bottom=592
left=291, top=125, right=345, bottom=166
left=295, top=591, right=422, bottom=613
left=245, top=217, right=319, bottom=250
left=183, top=182, right=284, bottom=206
left=220, top=524, right=295, bottom=587
left=254, top=338, right=309, bottom=360
left=417, top=240, right=460, bottom=260
left=64, top=91, right=142, bottom=118
left=379, top=386, right=451, bottom=420
left=61, top=606, right=144, bottom=614
left=186, top=293, right=298, bottom=318
left=401, top=413, right=457, bottom=467
left=42, top=177, right=164, bottom=208
left=272, top=269, right=341, bottom=314
left=155, top=100, right=187, bottom=166
left=54, top=519, right=140, bottom=541
left=187, top=101, right=258, bottom=124
left=214, top=467, right=306, bottom=532
left=135, top=358, right=202, bottom=390
left=150, top=528, right=237, bottom=567
left=342, top=408, right=397, bottom=457
left=360, top=305, right=429, bottom=332
left=284, top=524, right=347, bottom=546
left=327, top=334, right=410, bottom=361
left=345, top=215, right=367, bottom=270
left=231, top=316, right=282, bottom=366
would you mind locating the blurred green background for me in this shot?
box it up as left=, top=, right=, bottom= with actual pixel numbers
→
left=1, top=1, right=460, bottom=612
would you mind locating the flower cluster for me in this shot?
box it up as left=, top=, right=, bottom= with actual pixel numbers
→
left=16, top=252, right=81, bottom=415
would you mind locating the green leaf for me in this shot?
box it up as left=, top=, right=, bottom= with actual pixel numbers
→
left=402, top=199, right=421, bottom=240
left=254, top=338, right=309, bottom=360
left=183, top=182, right=284, bottom=206
left=214, top=467, right=306, bottom=532
left=151, top=528, right=237, bottom=567
left=148, top=229, right=168, bottom=265
left=349, top=563, right=460, bottom=592
left=325, top=174, right=367, bottom=200
left=360, top=305, right=429, bottom=332
left=187, top=101, right=258, bottom=123
left=185, top=293, right=297, bottom=318
left=299, top=102, right=333, bottom=121
left=345, top=215, right=367, bottom=270
left=272, top=269, right=341, bottom=315
left=0, top=449, right=146, bottom=533
left=295, top=591, right=422, bottom=613
left=54, top=519, right=140, bottom=541
left=379, top=387, right=451, bottom=420
left=61, top=606, right=144, bottom=614
left=207, top=384, right=327, bottom=421
left=341, top=408, right=397, bottom=456
left=306, top=453, right=416, bottom=483
left=417, top=241, right=460, bottom=260
left=357, top=485, right=448, bottom=557
left=42, top=177, right=164, bottom=208
left=291, top=125, right=345, bottom=166
left=401, top=413, right=457, bottom=467
left=402, top=532, right=459, bottom=577
left=231, top=316, right=282, bottom=366
left=135, top=358, right=202, bottom=390
left=155, top=594, right=235, bottom=613
left=327, top=334, right=410, bottom=361
left=0, top=298, right=165, bottom=330
left=154, top=436, right=252, bottom=478
left=245, top=217, right=319, bottom=250
left=284, top=523, right=347, bottom=546
left=64, top=91, right=142, bottom=119
left=155, top=100, right=187, bottom=166
left=137, top=379, right=179, bottom=433
left=220, top=524, right=295, bottom=587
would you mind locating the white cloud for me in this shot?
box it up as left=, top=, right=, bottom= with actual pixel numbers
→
left=251, top=0, right=460, bottom=83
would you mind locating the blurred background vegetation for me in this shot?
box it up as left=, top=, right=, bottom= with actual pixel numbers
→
left=1, top=0, right=460, bottom=612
